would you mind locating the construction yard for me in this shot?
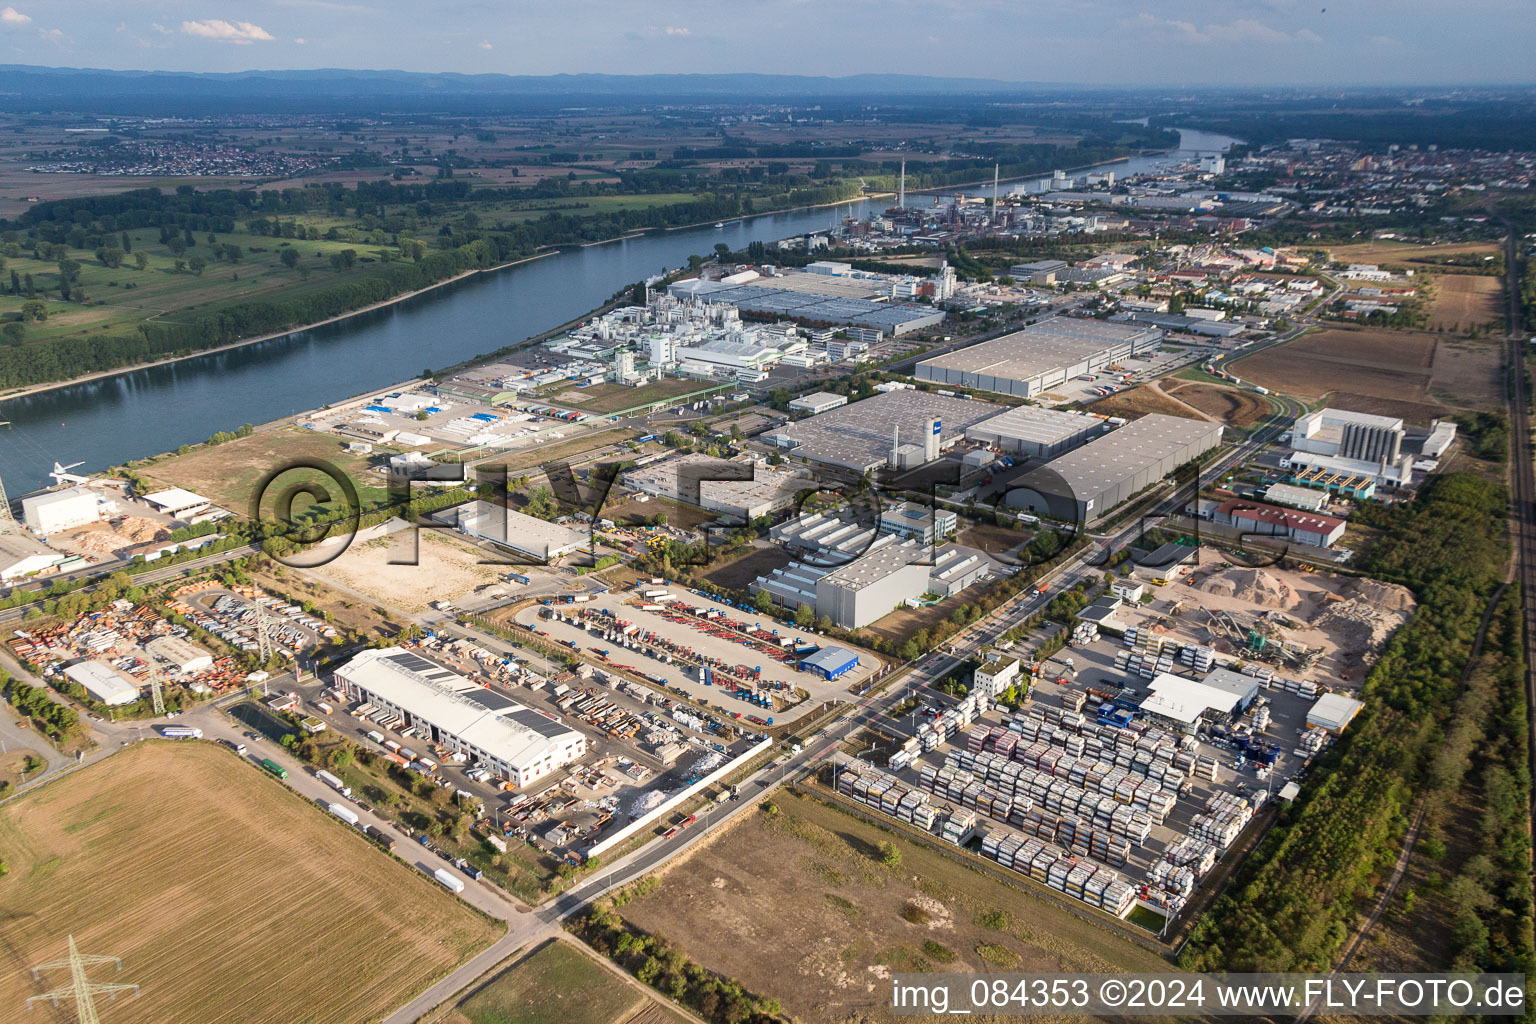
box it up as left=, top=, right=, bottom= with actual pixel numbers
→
left=0, top=742, right=498, bottom=1024
left=1158, top=381, right=1270, bottom=428
left=1228, top=327, right=1447, bottom=423
left=314, top=528, right=522, bottom=615
left=615, top=789, right=1169, bottom=1024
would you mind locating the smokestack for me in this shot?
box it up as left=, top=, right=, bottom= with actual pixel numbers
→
left=898, top=160, right=906, bottom=210
left=925, top=418, right=940, bottom=462
left=993, top=163, right=1000, bottom=214
left=890, top=424, right=900, bottom=467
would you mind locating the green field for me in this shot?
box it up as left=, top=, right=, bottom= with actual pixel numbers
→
left=455, top=939, right=690, bottom=1024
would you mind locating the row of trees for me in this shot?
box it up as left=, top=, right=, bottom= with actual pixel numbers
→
left=1181, top=473, right=1512, bottom=972
left=1, top=672, right=81, bottom=743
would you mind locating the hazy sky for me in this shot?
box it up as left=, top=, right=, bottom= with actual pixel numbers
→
left=3, top=0, right=1532, bottom=86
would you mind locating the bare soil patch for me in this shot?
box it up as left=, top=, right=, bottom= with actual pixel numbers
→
left=1162, top=382, right=1270, bottom=427
left=1086, top=386, right=1206, bottom=422
left=1229, top=328, right=1446, bottom=423
left=313, top=529, right=510, bottom=614
left=702, top=545, right=793, bottom=593
left=1427, top=274, right=1502, bottom=331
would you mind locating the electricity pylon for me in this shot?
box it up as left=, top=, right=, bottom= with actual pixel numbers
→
left=146, top=656, right=165, bottom=717
left=26, top=935, right=139, bottom=1024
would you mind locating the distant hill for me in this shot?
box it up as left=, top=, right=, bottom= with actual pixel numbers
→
left=0, top=65, right=1076, bottom=112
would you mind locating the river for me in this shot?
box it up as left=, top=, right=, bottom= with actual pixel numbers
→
left=0, top=128, right=1237, bottom=494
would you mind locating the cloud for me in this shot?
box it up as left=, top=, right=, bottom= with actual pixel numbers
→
left=0, top=6, right=28, bottom=25
left=479, top=39, right=492, bottom=49
left=664, top=26, right=690, bottom=36
left=294, top=36, right=306, bottom=44
left=37, top=26, right=63, bottom=43
left=180, top=19, right=275, bottom=44
left=1125, top=12, right=1319, bottom=46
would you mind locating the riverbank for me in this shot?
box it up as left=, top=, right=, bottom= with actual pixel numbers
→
left=0, top=251, right=558, bottom=406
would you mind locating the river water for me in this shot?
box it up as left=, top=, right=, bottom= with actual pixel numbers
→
left=0, top=129, right=1237, bottom=493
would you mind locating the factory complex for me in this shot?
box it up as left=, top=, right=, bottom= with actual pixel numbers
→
left=763, top=388, right=1003, bottom=476
left=335, top=647, right=587, bottom=788
left=1007, top=413, right=1225, bottom=524
left=621, top=453, right=808, bottom=521
left=915, top=316, right=1163, bottom=398
left=965, top=405, right=1107, bottom=458
left=669, top=267, right=948, bottom=337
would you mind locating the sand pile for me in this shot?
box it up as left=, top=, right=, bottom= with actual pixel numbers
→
left=1198, top=568, right=1300, bottom=609
left=1311, top=598, right=1408, bottom=657
left=63, top=517, right=166, bottom=555
left=1341, top=577, right=1416, bottom=613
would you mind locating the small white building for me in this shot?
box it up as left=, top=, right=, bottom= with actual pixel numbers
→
left=21, top=487, right=100, bottom=534
left=145, top=635, right=215, bottom=674
left=0, top=533, right=67, bottom=580
left=141, top=488, right=213, bottom=519
left=788, top=391, right=848, bottom=415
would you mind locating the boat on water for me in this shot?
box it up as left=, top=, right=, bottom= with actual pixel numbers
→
left=713, top=222, right=724, bottom=228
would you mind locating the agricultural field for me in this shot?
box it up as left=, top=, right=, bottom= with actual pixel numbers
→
left=1228, top=328, right=1447, bottom=423
left=1426, top=274, right=1503, bottom=331
left=1428, top=337, right=1504, bottom=409
left=1323, top=239, right=1500, bottom=267
left=448, top=939, right=691, bottom=1024
left=138, top=424, right=390, bottom=512
left=0, top=742, right=499, bottom=1024
left=615, top=790, right=1168, bottom=1024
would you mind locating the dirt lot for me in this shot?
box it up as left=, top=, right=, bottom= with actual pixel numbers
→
left=617, top=790, right=1168, bottom=1024
left=1085, top=385, right=1208, bottom=422
left=702, top=544, right=793, bottom=593
left=957, top=520, right=1030, bottom=561
left=448, top=939, right=690, bottom=1024
left=142, top=425, right=387, bottom=513
left=314, top=528, right=510, bottom=614
left=552, top=379, right=715, bottom=415
left=0, top=742, right=497, bottom=1024
left=1162, top=381, right=1270, bottom=427
left=1427, top=274, right=1503, bottom=331
left=1228, top=328, right=1447, bottom=423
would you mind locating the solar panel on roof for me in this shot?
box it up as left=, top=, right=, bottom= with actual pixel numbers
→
left=463, top=688, right=519, bottom=712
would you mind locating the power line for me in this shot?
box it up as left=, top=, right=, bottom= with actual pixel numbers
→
left=26, top=935, right=139, bottom=1024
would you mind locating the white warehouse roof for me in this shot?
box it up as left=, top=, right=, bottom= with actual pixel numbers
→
left=64, top=660, right=140, bottom=706
left=142, top=488, right=213, bottom=516
left=335, top=648, right=582, bottom=771
left=1142, top=669, right=1257, bottom=725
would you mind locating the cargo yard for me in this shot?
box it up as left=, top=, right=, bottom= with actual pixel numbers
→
left=509, top=581, right=881, bottom=722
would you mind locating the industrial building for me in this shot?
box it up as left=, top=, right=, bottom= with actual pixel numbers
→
left=0, top=533, right=67, bottom=581
left=914, top=317, right=1163, bottom=398
left=145, top=635, right=215, bottom=674
left=21, top=487, right=100, bottom=534
left=973, top=655, right=1022, bottom=698
left=965, top=405, right=1105, bottom=458
left=1261, top=482, right=1330, bottom=512
left=788, top=391, right=848, bottom=415
left=1286, top=449, right=1411, bottom=488
left=800, top=646, right=859, bottom=681
left=1421, top=420, right=1458, bottom=459
left=430, top=501, right=588, bottom=561
left=64, top=660, right=140, bottom=706
left=879, top=501, right=957, bottom=544
left=1212, top=499, right=1346, bottom=549
left=1287, top=464, right=1378, bottom=500
left=141, top=488, right=214, bottom=519
left=1138, top=668, right=1260, bottom=733
left=1115, top=311, right=1246, bottom=338
left=1006, top=414, right=1225, bottom=525
left=621, top=453, right=806, bottom=521
left=754, top=536, right=992, bottom=628
left=1306, top=692, right=1364, bottom=734
left=762, top=389, right=1003, bottom=477
left=1292, top=408, right=1405, bottom=463
left=670, top=278, right=947, bottom=336
left=335, top=647, right=586, bottom=788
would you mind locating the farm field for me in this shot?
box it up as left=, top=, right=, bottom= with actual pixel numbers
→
left=1426, top=274, right=1503, bottom=331
left=615, top=789, right=1168, bottom=1024
left=1228, top=328, right=1447, bottom=423
left=0, top=742, right=499, bottom=1024
left=448, top=939, right=691, bottom=1024
left=1324, top=239, right=1500, bottom=266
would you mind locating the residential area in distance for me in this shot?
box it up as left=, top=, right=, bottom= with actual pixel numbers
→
left=0, top=15, right=1532, bottom=1024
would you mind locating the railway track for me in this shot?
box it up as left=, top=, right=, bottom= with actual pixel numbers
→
left=1500, top=224, right=1536, bottom=831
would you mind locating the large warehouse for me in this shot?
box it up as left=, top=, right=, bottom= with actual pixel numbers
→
left=670, top=278, right=946, bottom=336
left=762, top=389, right=1003, bottom=477
left=965, top=406, right=1106, bottom=458
left=64, top=660, right=140, bottom=706
left=622, top=453, right=806, bottom=521
left=914, top=317, right=1163, bottom=398
left=1006, top=413, right=1224, bottom=525
left=431, top=500, right=588, bottom=561
left=21, top=487, right=100, bottom=535
left=335, top=647, right=586, bottom=788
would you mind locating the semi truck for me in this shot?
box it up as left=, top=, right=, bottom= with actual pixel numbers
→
left=316, top=770, right=351, bottom=798
left=434, top=867, right=466, bottom=893
left=259, top=758, right=288, bottom=780
left=328, top=802, right=360, bottom=826
left=160, top=725, right=203, bottom=740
